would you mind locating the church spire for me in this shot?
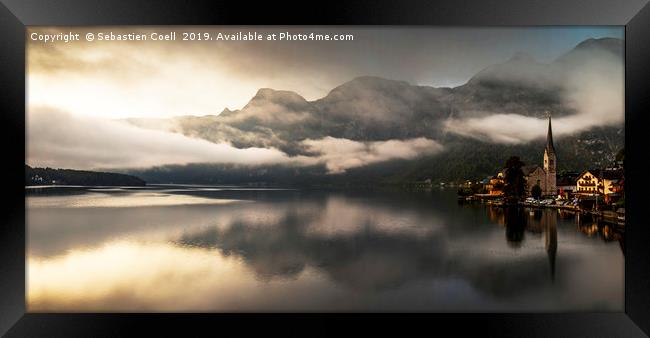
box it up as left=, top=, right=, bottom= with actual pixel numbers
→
left=546, top=113, right=555, bottom=154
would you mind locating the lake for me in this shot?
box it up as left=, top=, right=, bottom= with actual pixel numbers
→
left=26, top=185, right=624, bottom=312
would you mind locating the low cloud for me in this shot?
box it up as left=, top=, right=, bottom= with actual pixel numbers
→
left=443, top=110, right=621, bottom=145
left=300, top=136, right=444, bottom=173
left=443, top=45, right=623, bottom=144
left=27, top=107, right=292, bottom=170
left=27, top=107, right=443, bottom=172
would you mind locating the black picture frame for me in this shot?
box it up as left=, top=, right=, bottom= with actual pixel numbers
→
left=1, top=0, right=649, bottom=336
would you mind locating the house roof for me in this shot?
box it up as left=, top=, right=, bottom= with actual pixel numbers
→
left=578, top=169, right=601, bottom=179
left=578, top=168, right=624, bottom=180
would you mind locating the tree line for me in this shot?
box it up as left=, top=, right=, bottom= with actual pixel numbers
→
left=25, top=165, right=146, bottom=186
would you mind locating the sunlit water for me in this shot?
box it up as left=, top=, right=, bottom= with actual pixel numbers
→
left=26, top=185, right=624, bottom=312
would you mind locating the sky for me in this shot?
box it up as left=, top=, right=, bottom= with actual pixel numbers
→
left=27, top=26, right=622, bottom=119
left=26, top=26, right=624, bottom=171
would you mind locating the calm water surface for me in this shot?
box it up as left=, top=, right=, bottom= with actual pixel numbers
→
left=26, top=185, right=624, bottom=311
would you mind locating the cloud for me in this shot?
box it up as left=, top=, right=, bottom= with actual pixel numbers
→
left=27, top=107, right=292, bottom=170
left=27, top=27, right=623, bottom=119
left=443, top=46, right=623, bottom=144
left=27, top=107, right=444, bottom=172
left=300, top=136, right=444, bottom=173
left=444, top=114, right=551, bottom=144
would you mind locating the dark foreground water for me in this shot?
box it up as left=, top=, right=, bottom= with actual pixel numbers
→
left=26, top=185, right=624, bottom=312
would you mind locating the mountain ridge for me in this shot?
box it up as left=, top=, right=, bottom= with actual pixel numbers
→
left=119, top=37, right=623, bottom=185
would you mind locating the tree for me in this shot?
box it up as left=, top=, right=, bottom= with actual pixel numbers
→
left=457, top=187, right=473, bottom=196
left=503, top=156, right=526, bottom=203
left=531, top=184, right=542, bottom=200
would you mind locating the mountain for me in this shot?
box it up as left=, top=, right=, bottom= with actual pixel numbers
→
left=122, top=38, right=623, bottom=186
left=26, top=165, right=146, bottom=186
left=555, top=37, right=623, bottom=65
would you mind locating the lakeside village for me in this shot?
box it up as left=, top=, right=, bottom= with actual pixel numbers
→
left=456, top=116, right=625, bottom=225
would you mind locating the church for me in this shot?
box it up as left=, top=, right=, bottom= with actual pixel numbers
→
left=522, top=116, right=557, bottom=197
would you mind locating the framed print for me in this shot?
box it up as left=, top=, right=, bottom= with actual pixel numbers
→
left=1, top=0, right=649, bottom=336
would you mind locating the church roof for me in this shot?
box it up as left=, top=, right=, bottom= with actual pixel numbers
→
left=546, top=115, right=556, bottom=154
left=522, top=165, right=543, bottom=175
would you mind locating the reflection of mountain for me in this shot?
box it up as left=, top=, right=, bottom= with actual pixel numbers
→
left=179, top=218, right=446, bottom=291
left=175, top=194, right=564, bottom=296
left=123, top=38, right=623, bottom=185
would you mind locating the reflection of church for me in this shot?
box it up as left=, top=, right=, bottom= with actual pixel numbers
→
left=498, top=207, right=558, bottom=282
left=523, top=116, right=557, bottom=196
left=542, top=210, right=557, bottom=282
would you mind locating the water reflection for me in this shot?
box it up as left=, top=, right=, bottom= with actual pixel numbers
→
left=487, top=205, right=624, bottom=284
left=503, top=207, right=557, bottom=280
left=26, top=186, right=624, bottom=311
left=575, top=213, right=625, bottom=257
left=546, top=217, right=557, bottom=282
left=504, top=207, right=526, bottom=247
left=177, top=212, right=448, bottom=291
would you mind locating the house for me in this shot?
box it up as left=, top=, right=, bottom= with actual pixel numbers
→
left=575, top=168, right=624, bottom=206
left=602, top=169, right=624, bottom=194
left=485, top=172, right=505, bottom=196
left=576, top=169, right=601, bottom=195
left=602, top=169, right=624, bottom=204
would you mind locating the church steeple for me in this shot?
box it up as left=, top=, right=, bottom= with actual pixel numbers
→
left=546, top=114, right=555, bottom=154
left=543, top=112, right=557, bottom=196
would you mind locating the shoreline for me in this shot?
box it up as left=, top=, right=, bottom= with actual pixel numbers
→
left=458, top=195, right=625, bottom=227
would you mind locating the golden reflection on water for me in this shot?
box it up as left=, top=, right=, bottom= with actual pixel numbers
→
left=27, top=192, right=247, bottom=208
left=27, top=240, right=328, bottom=312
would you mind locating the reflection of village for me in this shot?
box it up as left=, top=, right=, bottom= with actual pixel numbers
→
left=458, top=116, right=625, bottom=227
left=484, top=204, right=625, bottom=282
